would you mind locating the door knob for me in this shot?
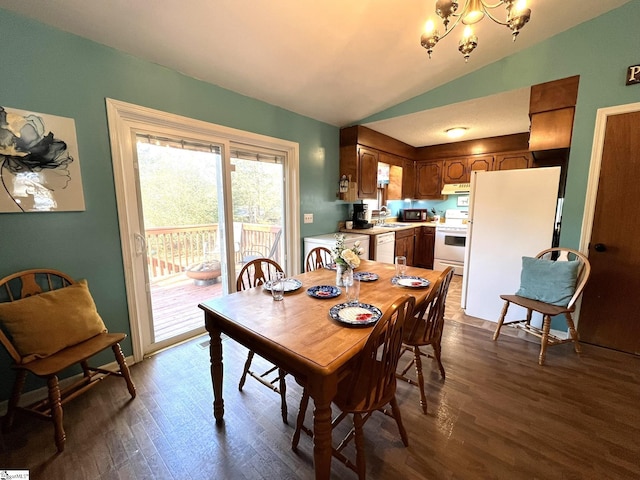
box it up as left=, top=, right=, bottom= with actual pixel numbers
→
left=593, top=243, right=607, bottom=252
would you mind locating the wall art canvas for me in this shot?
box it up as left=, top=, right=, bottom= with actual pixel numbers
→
left=0, top=106, right=85, bottom=212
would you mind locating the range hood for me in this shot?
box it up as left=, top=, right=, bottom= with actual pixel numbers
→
left=441, top=183, right=471, bottom=195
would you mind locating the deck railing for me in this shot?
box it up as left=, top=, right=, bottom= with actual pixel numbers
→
left=145, top=223, right=282, bottom=280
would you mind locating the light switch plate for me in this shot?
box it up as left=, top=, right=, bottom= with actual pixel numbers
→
left=304, top=213, right=313, bottom=224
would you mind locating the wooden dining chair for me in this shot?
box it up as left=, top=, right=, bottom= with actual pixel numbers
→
left=396, top=267, right=454, bottom=414
left=292, top=294, right=415, bottom=479
left=305, top=246, right=333, bottom=272
left=236, top=257, right=289, bottom=423
left=0, top=269, right=136, bottom=452
left=493, top=247, right=591, bottom=365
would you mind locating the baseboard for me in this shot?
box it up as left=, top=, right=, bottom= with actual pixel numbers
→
left=0, top=354, right=136, bottom=417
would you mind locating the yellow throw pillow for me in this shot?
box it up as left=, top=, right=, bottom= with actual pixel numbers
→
left=0, top=279, right=107, bottom=363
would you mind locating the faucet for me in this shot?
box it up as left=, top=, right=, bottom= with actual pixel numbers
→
left=378, top=206, right=389, bottom=225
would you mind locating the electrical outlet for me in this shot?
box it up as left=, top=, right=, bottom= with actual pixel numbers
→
left=304, top=213, right=313, bottom=224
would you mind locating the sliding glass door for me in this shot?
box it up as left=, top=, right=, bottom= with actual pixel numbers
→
left=107, top=99, right=300, bottom=359
left=136, top=136, right=227, bottom=345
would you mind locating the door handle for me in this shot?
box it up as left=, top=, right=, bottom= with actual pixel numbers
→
left=593, top=243, right=607, bottom=252
left=134, top=233, right=147, bottom=256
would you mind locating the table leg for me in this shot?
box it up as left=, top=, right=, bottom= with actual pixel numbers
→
left=208, top=323, right=224, bottom=422
left=309, top=375, right=337, bottom=480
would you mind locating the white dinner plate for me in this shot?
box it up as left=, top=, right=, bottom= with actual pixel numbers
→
left=391, top=275, right=430, bottom=288
left=263, top=278, right=303, bottom=292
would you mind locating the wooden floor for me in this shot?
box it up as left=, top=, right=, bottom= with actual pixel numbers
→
left=2, top=278, right=639, bottom=479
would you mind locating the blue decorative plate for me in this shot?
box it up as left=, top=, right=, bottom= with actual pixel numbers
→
left=353, top=272, right=379, bottom=282
left=391, top=276, right=430, bottom=288
left=329, top=302, right=382, bottom=326
left=263, top=278, right=303, bottom=292
left=307, top=285, right=341, bottom=299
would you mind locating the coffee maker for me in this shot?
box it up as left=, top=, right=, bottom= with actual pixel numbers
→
left=352, top=203, right=373, bottom=229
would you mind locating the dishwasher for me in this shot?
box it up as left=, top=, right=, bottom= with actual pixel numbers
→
left=374, top=232, right=396, bottom=264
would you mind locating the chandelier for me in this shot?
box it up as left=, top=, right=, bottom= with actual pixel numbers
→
left=420, top=0, right=531, bottom=61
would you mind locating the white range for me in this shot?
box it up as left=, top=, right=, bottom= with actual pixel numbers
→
left=433, top=209, right=469, bottom=275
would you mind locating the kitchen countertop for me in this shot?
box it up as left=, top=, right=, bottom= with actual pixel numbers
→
left=340, top=221, right=438, bottom=235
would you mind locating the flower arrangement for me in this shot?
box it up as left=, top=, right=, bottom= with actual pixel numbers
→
left=332, top=233, right=363, bottom=270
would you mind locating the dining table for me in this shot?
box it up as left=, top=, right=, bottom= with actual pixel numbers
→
left=199, top=259, right=442, bottom=480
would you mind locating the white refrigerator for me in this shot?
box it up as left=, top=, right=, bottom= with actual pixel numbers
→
left=461, top=167, right=561, bottom=322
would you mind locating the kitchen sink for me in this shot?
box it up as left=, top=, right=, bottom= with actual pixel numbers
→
left=380, top=223, right=409, bottom=228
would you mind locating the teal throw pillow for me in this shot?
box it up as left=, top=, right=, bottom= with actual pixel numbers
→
left=515, top=256, right=580, bottom=307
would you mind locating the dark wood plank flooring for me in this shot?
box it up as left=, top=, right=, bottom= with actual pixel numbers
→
left=1, top=294, right=639, bottom=479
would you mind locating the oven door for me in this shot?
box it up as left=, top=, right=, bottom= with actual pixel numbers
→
left=435, top=229, right=467, bottom=262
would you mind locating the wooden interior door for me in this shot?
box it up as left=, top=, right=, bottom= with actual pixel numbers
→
left=578, top=110, right=640, bottom=355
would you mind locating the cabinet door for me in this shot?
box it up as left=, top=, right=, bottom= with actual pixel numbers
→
left=495, top=151, right=533, bottom=170
left=387, top=164, right=403, bottom=200
left=402, top=159, right=415, bottom=199
left=394, top=229, right=415, bottom=266
left=357, top=146, right=378, bottom=198
left=443, top=158, right=468, bottom=184
left=415, top=161, right=443, bottom=199
left=468, top=155, right=494, bottom=173
left=414, top=226, right=435, bottom=269
left=528, top=108, right=575, bottom=151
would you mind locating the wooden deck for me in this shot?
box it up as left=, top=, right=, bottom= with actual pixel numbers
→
left=150, top=273, right=224, bottom=342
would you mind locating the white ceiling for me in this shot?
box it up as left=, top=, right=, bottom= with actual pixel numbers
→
left=0, top=0, right=629, bottom=146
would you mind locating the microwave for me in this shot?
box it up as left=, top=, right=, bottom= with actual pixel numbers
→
left=399, top=209, right=427, bottom=222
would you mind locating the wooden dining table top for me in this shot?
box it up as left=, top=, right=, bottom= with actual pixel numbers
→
left=199, top=259, right=442, bottom=380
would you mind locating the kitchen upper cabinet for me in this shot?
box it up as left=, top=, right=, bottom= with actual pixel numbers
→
left=415, top=161, right=443, bottom=199
left=528, top=75, right=578, bottom=152
left=379, top=152, right=404, bottom=200
left=442, top=158, right=467, bottom=184
left=340, top=125, right=417, bottom=200
left=402, top=159, right=415, bottom=199
left=528, top=108, right=575, bottom=151
left=468, top=155, right=494, bottom=173
left=387, top=164, right=403, bottom=200
left=357, top=146, right=379, bottom=198
left=442, top=155, right=494, bottom=184
left=495, top=151, right=533, bottom=170
left=414, top=226, right=435, bottom=269
left=394, top=228, right=415, bottom=266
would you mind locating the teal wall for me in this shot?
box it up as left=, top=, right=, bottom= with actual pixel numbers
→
left=361, top=1, right=640, bottom=250
left=0, top=9, right=345, bottom=400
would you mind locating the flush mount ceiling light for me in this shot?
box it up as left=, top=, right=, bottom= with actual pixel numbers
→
left=446, top=127, right=468, bottom=138
left=421, top=0, right=531, bottom=62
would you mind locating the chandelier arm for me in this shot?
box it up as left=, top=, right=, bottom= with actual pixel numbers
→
left=482, top=8, right=510, bottom=26
left=480, top=0, right=508, bottom=9
left=437, top=13, right=466, bottom=41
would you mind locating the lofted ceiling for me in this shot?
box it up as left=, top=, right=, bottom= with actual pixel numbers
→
left=0, top=0, right=629, bottom=146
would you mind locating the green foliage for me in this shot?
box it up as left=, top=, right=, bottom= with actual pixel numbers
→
left=137, top=143, right=283, bottom=228
left=231, top=159, right=283, bottom=224
left=137, top=143, right=219, bottom=227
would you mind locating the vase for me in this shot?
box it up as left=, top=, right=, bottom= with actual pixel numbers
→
left=336, top=264, right=352, bottom=287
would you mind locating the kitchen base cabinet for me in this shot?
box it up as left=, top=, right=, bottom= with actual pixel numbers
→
left=414, top=226, right=435, bottom=269
left=394, top=228, right=415, bottom=266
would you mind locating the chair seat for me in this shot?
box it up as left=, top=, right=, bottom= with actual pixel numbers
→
left=500, top=294, right=574, bottom=316
left=15, top=332, right=127, bottom=377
